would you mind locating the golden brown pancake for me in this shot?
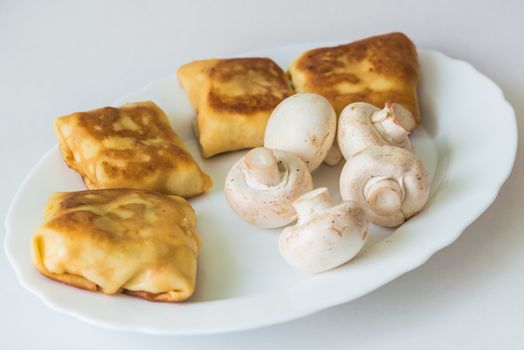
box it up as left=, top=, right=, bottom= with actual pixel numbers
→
left=55, top=101, right=212, bottom=198
left=178, top=57, right=293, bottom=157
left=289, top=32, right=420, bottom=123
left=31, top=189, right=201, bottom=302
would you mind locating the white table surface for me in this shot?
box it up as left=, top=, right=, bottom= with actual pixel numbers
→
left=1, top=1, right=523, bottom=349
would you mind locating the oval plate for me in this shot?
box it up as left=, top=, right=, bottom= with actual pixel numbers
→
left=4, top=44, right=517, bottom=335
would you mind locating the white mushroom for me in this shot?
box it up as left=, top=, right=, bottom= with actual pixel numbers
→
left=323, top=143, right=344, bottom=166
left=339, top=145, right=430, bottom=227
left=279, top=187, right=368, bottom=273
left=264, top=93, right=336, bottom=172
left=225, top=147, right=313, bottom=228
left=338, top=101, right=416, bottom=160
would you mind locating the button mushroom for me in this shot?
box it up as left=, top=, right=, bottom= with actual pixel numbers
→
left=279, top=187, right=368, bottom=273
left=264, top=93, right=336, bottom=172
left=339, top=145, right=430, bottom=227
left=323, top=143, right=344, bottom=166
left=225, top=147, right=313, bottom=228
left=338, top=101, right=416, bottom=160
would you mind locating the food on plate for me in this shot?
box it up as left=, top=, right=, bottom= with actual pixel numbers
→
left=339, top=145, right=429, bottom=227
left=264, top=93, right=336, bottom=172
left=323, top=144, right=344, bottom=166
left=338, top=101, right=415, bottom=160
left=289, top=32, right=420, bottom=122
left=34, top=34, right=429, bottom=305
left=31, top=188, right=201, bottom=302
left=54, top=101, right=212, bottom=198
left=177, top=57, right=293, bottom=157
left=224, top=147, right=313, bottom=228
left=279, top=187, right=368, bottom=273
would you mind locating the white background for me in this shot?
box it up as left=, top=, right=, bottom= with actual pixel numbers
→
left=1, top=1, right=523, bottom=349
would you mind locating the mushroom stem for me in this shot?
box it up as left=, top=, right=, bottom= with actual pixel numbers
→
left=293, top=187, right=332, bottom=223
left=364, top=177, right=403, bottom=216
left=324, top=143, right=343, bottom=166
left=371, top=102, right=416, bottom=143
left=243, top=147, right=282, bottom=187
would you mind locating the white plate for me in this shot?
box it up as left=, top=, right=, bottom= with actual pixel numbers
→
left=4, top=44, right=517, bottom=335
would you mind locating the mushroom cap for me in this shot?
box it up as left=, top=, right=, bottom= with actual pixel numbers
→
left=338, top=102, right=413, bottom=160
left=279, top=188, right=368, bottom=273
left=225, top=148, right=313, bottom=228
left=264, top=93, right=336, bottom=172
left=339, top=145, right=430, bottom=227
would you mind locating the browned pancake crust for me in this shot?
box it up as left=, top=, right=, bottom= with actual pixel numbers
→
left=290, top=32, right=420, bottom=121
left=177, top=57, right=293, bottom=157
left=206, top=58, right=292, bottom=114
left=32, top=189, right=200, bottom=303
left=36, top=267, right=189, bottom=302
left=34, top=267, right=99, bottom=292
left=55, top=102, right=212, bottom=197
left=74, top=104, right=190, bottom=180
left=123, top=289, right=188, bottom=302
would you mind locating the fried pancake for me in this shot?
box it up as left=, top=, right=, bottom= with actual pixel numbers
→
left=31, top=189, right=201, bottom=302
left=178, top=57, right=293, bottom=157
left=289, top=32, right=420, bottom=123
left=55, top=101, right=212, bottom=198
